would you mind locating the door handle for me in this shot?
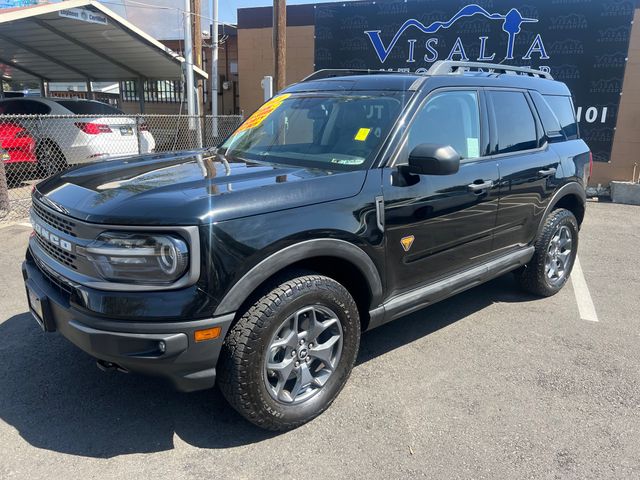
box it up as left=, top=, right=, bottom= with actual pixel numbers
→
left=538, top=167, right=557, bottom=177
left=468, top=180, right=494, bottom=192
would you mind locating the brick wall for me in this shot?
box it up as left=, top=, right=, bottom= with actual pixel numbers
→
left=238, top=25, right=315, bottom=115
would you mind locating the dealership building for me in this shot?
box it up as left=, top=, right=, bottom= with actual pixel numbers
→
left=236, top=0, right=640, bottom=188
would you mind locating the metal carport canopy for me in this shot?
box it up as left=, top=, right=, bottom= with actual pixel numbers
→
left=0, top=0, right=207, bottom=83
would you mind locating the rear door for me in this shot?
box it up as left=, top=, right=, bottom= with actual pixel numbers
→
left=382, top=88, right=500, bottom=298
left=488, top=89, right=561, bottom=253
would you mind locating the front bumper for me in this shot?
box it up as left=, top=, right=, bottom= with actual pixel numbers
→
left=22, top=257, right=234, bottom=392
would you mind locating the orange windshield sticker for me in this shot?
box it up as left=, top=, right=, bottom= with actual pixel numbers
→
left=354, top=128, right=371, bottom=141
left=235, top=94, right=292, bottom=133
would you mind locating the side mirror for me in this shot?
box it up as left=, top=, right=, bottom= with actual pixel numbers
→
left=403, top=143, right=461, bottom=176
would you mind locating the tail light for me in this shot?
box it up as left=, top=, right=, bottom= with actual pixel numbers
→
left=75, top=122, right=112, bottom=135
left=139, top=122, right=149, bottom=132
left=588, top=151, right=593, bottom=180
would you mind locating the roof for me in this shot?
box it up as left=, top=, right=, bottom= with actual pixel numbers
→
left=286, top=71, right=570, bottom=97
left=0, top=0, right=207, bottom=83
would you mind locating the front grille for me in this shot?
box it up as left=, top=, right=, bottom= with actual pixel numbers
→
left=30, top=250, right=75, bottom=296
left=35, top=232, right=78, bottom=270
left=32, top=201, right=78, bottom=237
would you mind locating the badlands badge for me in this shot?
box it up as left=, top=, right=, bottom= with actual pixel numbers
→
left=400, top=235, right=415, bottom=252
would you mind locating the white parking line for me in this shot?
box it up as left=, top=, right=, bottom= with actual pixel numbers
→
left=571, top=256, right=598, bottom=322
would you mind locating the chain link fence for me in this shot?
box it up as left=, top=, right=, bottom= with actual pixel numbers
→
left=0, top=114, right=243, bottom=222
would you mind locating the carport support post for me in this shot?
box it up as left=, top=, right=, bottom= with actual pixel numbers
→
left=86, top=80, right=94, bottom=100
left=39, top=79, right=48, bottom=97
left=137, top=78, right=145, bottom=113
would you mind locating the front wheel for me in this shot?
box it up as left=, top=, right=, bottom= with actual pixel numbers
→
left=218, top=273, right=361, bottom=431
left=516, top=208, right=579, bottom=297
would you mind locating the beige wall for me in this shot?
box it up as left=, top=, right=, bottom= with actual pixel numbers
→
left=238, top=25, right=315, bottom=115
left=591, top=8, right=640, bottom=187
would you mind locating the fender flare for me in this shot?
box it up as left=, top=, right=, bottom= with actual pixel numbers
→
left=536, top=182, right=586, bottom=237
left=214, top=238, right=383, bottom=316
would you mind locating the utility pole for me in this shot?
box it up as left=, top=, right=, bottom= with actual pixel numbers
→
left=183, top=0, right=200, bottom=146
left=273, top=0, right=286, bottom=92
left=211, top=0, right=218, bottom=124
left=191, top=0, right=203, bottom=113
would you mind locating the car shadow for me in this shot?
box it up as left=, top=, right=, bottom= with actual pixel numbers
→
left=0, top=274, right=534, bottom=458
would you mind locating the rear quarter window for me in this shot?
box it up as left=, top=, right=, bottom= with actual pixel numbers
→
left=530, top=91, right=563, bottom=141
left=543, top=95, right=578, bottom=140
left=55, top=100, right=123, bottom=115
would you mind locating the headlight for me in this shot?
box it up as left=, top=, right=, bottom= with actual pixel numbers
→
left=85, top=232, right=189, bottom=284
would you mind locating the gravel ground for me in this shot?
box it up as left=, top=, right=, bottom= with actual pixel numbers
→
left=0, top=200, right=639, bottom=479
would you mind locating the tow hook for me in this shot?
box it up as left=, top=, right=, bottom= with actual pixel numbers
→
left=96, top=359, right=129, bottom=374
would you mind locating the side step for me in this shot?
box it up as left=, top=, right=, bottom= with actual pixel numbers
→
left=369, top=247, right=534, bottom=329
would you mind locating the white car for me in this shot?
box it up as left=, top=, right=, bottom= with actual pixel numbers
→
left=0, top=98, right=155, bottom=168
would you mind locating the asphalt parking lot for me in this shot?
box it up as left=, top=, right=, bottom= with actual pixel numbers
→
left=0, top=200, right=639, bottom=479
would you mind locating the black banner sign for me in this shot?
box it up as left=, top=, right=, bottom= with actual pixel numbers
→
left=314, top=0, right=636, bottom=162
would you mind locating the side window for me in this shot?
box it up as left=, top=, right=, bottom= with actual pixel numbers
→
left=22, top=101, right=51, bottom=114
left=405, top=90, right=481, bottom=161
left=530, top=91, right=563, bottom=141
left=0, top=100, right=50, bottom=115
left=544, top=95, right=578, bottom=140
left=0, top=101, right=27, bottom=114
left=490, top=91, right=538, bottom=154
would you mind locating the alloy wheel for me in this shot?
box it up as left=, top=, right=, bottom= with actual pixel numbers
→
left=545, top=225, right=573, bottom=285
left=264, top=305, right=343, bottom=405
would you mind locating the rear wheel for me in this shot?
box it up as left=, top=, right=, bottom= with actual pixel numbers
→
left=36, top=141, right=67, bottom=177
left=516, top=208, right=579, bottom=297
left=218, top=273, right=360, bottom=431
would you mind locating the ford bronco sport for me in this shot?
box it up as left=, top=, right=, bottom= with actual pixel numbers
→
left=22, top=61, right=591, bottom=430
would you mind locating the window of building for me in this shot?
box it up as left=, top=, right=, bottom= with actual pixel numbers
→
left=120, top=80, right=184, bottom=103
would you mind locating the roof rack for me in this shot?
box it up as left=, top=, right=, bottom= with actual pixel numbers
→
left=427, top=61, right=553, bottom=80
left=301, top=69, right=405, bottom=82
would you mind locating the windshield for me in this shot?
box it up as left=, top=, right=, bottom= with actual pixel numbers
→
left=221, top=92, right=409, bottom=170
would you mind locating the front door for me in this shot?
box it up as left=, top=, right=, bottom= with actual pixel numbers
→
left=382, top=89, right=500, bottom=299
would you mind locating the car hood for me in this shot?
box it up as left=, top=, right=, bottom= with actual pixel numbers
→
left=34, top=151, right=368, bottom=225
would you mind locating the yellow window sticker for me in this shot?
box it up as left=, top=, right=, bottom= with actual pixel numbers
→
left=235, top=93, right=291, bottom=134
left=354, top=128, right=371, bottom=142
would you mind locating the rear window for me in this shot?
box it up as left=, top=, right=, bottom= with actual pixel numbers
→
left=490, top=91, right=538, bottom=154
left=0, top=100, right=51, bottom=115
left=55, top=100, right=123, bottom=115
left=543, top=95, right=578, bottom=140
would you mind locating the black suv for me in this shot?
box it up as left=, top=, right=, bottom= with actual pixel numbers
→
left=22, top=61, right=591, bottom=430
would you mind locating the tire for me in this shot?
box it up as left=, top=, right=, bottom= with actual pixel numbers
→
left=36, top=141, right=67, bottom=177
left=218, top=273, right=361, bottom=431
left=516, top=208, right=579, bottom=297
